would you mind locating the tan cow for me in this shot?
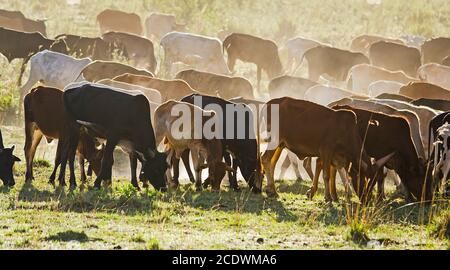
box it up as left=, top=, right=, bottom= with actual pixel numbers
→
left=77, top=61, right=153, bottom=82
left=113, top=73, right=197, bottom=101
left=96, top=9, right=142, bottom=35
left=154, top=100, right=233, bottom=190
left=347, top=64, right=417, bottom=94
left=399, top=82, right=450, bottom=101
left=417, top=63, right=450, bottom=90
left=368, top=80, right=404, bottom=97
left=350, top=34, right=404, bottom=56
left=175, top=69, right=254, bottom=99
left=145, top=13, right=186, bottom=40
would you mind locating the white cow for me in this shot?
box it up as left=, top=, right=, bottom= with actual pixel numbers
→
left=160, top=31, right=230, bottom=75
left=418, top=63, right=450, bottom=90
left=347, top=64, right=417, bottom=94
left=304, top=85, right=366, bottom=106
left=20, top=50, right=92, bottom=99
left=368, top=80, right=404, bottom=97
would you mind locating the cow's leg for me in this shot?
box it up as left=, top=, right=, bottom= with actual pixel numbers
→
left=338, top=168, right=353, bottom=200
left=261, top=146, right=283, bottom=196
left=227, top=54, right=236, bottom=73
left=191, top=147, right=204, bottom=191
left=288, top=152, right=303, bottom=181
left=330, top=166, right=339, bottom=202
left=256, top=65, right=262, bottom=93
left=49, top=139, right=63, bottom=185
left=303, top=157, right=314, bottom=180
left=224, top=152, right=238, bottom=190
left=307, top=158, right=322, bottom=199
left=79, top=154, right=87, bottom=184
left=180, top=149, right=195, bottom=184
left=171, top=154, right=181, bottom=188
left=321, top=156, right=333, bottom=203
left=24, top=123, right=43, bottom=182
left=94, top=139, right=117, bottom=189
left=278, top=153, right=290, bottom=180
left=129, top=153, right=140, bottom=190
left=67, top=131, right=80, bottom=190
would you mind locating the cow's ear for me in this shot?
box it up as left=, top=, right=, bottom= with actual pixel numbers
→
left=13, top=155, right=21, bottom=162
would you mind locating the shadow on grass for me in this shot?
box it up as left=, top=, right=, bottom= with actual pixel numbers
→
left=44, top=230, right=102, bottom=242
left=166, top=184, right=298, bottom=223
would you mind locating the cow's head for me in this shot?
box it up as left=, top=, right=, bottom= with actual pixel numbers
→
left=0, top=145, right=21, bottom=187
left=139, top=150, right=168, bottom=191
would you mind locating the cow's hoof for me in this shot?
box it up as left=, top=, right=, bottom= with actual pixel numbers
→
left=142, top=181, right=149, bottom=189
left=264, top=187, right=278, bottom=197
left=232, top=186, right=240, bottom=192
left=195, top=186, right=202, bottom=192
left=169, top=181, right=179, bottom=189
left=69, top=185, right=77, bottom=191
left=306, top=189, right=314, bottom=200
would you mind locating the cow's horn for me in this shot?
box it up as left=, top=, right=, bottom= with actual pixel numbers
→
left=76, top=120, right=106, bottom=135
left=373, top=152, right=396, bottom=170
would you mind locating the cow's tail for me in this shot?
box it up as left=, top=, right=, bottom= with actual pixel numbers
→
left=18, top=54, right=33, bottom=87
left=23, top=89, right=34, bottom=122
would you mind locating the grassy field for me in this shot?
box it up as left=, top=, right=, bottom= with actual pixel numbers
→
left=0, top=0, right=449, bottom=249
left=1, top=126, right=449, bottom=249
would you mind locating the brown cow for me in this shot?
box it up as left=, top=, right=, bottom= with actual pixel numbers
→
left=421, top=37, right=450, bottom=64
left=113, top=73, right=196, bottom=101
left=399, top=82, right=450, bottom=101
left=350, top=34, right=404, bottom=55
left=0, top=9, right=46, bottom=36
left=102, top=31, right=157, bottom=73
left=77, top=61, right=153, bottom=82
left=268, top=75, right=318, bottom=99
left=175, top=69, right=254, bottom=99
left=303, top=45, right=369, bottom=82
left=259, top=97, right=389, bottom=201
left=223, top=33, right=283, bottom=91
left=51, top=34, right=116, bottom=61
left=23, top=86, right=103, bottom=184
left=96, top=9, right=142, bottom=35
left=369, top=41, right=421, bottom=77
left=331, top=105, right=433, bottom=202
left=154, top=100, right=233, bottom=190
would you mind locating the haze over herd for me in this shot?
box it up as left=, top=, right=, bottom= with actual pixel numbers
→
left=0, top=0, right=449, bottom=250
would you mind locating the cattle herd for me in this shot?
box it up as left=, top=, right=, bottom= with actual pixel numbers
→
left=1, top=7, right=450, bottom=206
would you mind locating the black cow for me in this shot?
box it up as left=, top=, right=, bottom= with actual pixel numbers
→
left=179, top=93, right=261, bottom=192
left=60, top=84, right=167, bottom=190
left=0, top=129, right=21, bottom=187
left=411, top=98, right=450, bottom=112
